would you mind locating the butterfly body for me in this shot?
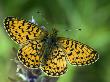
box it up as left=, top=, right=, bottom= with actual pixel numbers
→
left=4, top=17, right=99, bottom=77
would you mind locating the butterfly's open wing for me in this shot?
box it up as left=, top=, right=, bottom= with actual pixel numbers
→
left=41, top=46, right=67, bottom=77
left=18, top=40, right=43, bottom=68
left=4, top=17, right=46, bottom=45
left=58, top=37, right=99, bottom=66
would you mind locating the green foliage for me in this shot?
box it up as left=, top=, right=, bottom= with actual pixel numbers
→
left=0, top=0, right=110, bottom=82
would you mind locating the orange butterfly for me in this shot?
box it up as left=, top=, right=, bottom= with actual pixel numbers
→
left=4, top=17, right=99, bottom=77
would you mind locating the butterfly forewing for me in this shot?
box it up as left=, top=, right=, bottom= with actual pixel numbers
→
left=4, top=17, right=46, bottom=45
left=18, top=40, right=43, bottom=68
left=58, top=38, right=99, bottom=66
left=41, top=46, right=67, bottom=77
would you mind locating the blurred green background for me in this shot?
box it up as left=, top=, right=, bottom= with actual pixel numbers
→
left=0, top=0, right=110, bottom=82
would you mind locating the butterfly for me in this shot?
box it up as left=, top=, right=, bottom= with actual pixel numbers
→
left=4, top=17, right=99, bottom=77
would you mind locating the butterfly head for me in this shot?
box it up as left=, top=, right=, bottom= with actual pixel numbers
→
left=50, top=28, right=58, bottom=37
left=45, top=28, right=58, bottom=46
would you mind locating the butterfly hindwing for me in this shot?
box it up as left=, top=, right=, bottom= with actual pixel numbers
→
left=41, top=46, right=67, bottom=77
left=58, top=37, right=99, bottom=66
left=17, top=40, right=43, bottom=68
left=4, top=17, right=45, bottom=44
